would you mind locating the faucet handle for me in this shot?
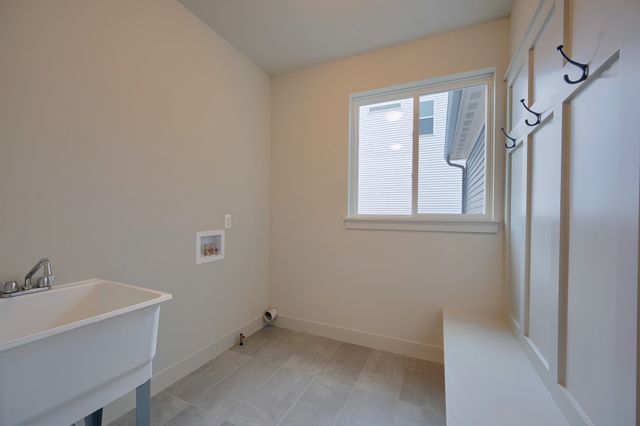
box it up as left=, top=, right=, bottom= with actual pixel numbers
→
left=3, top=281, right=18, bottom=295
left=37, top=275, right=54, bottom=288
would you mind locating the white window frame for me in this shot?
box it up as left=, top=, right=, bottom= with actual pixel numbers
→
left=346, top=68, right=499, bottom=233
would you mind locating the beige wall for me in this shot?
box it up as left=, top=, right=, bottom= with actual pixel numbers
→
left=0, top=0, right=269, bottom=383
left=270, top=19, right=510, bottom=355
left=0, top=0, right=510, bottom=407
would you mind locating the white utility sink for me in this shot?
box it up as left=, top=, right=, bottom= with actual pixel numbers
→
left=0, top=279, right=171, bottom=426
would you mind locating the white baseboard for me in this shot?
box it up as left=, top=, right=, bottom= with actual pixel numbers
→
left=276, top=314, right=443, bottom=363
left=102, top=315, right=264, bottom=424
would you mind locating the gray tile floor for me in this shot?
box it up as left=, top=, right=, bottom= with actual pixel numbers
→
left=110, top=326, right=446, bottom=426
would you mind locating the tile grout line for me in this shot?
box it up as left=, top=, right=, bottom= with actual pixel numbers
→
left=351, top=347, right=376, bottom=392
left=156, top=392, right=193, bottom=426
left=330, top=348, right=374, bottom=426
left=171, top=330, right=315, bottom=424
left=398, top=357, right=448, bottom=421
left=141, top=330, right=418, bottom=426
left=241, top=359, right=285, bottom=406
left=398, top=353, right=411, bottom=406
left=162, top=347, right=277, bottom=426
left=163, top=353, right=252, bottom=419
left=225, top=331, right=310, bottom=415
left=276, top=340, right=343, bottom=426
left=159, top=390, right=223, bottom=426
left=160, top=330, right=279, bottom=425
left=125, top=331, right=428, bottom=426
left=236, top=329, right=317, bottom=416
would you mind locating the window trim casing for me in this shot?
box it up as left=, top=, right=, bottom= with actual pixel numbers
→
left=346, top=68, right=499, bottom=233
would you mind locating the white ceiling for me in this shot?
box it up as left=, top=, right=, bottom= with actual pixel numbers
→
left=179, top=0, right=514, bottom=75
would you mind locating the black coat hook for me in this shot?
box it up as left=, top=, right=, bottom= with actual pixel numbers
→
left=520, top=99, right=541, bottom=126
left=557, top=45, right=589, bottom=84
left=501, top=128, right=517, bottom=149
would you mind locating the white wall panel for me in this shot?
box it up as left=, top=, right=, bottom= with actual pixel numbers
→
left=531, top=3, right=562, bottom=105
left=507, top=1, right=639, bottom=424
left=508, top=145, right=527, bottom=329
left=528, top=115, right=561, bottom=371
left=571, top=0, right=640, bottom=74
left=564, top=55, right=636, bottom=426
left=510, top=64, right=529, bottom=128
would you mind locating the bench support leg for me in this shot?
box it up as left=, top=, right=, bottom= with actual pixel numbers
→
left=136, top=379, right=151, bottom=426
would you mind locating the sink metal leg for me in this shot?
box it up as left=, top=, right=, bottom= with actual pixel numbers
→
left=83, top=408, right=103, bottom=426
left=136, top=379, right=151, bottom=426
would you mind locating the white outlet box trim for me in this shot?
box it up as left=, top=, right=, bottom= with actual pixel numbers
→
left=195, top=230, right=225, bottom=264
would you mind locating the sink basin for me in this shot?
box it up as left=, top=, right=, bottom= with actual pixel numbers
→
left=0, top=279, right=171, bottom=426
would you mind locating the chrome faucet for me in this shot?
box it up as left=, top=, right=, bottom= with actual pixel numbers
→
left=24, top=258, right=55, bottom=290
left=1, top=258, right=55, bottom=298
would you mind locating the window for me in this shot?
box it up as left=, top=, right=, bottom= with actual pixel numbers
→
left=419, top=100, right=434, bottom=135
left=347, top=72, right=497, bottom=232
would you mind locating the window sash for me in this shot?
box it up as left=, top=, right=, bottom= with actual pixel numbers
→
left=348, top=70, right=495, bottom=220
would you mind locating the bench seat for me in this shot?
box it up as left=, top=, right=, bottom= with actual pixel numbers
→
left=443, top=310, right=567, bottom=426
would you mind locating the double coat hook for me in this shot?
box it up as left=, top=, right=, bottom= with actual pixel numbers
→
left=557, top=45, right=589, bottom=84
left=520, top=99, right=541, bottom=126
left=501, top=128, right=517, bottom=149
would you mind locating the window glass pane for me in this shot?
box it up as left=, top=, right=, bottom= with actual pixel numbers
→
left=358, top=98, right=413, bottom=215
left=419, top=117, right=433, bottom=135
left=419, top=100, right=434, bottom=118
left=418, top=84, right=486, bottom=214
left=418, top=92, right=461, bottom=213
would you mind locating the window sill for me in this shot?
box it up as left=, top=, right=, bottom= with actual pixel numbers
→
left=344, top=217, right=500, bottom=234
